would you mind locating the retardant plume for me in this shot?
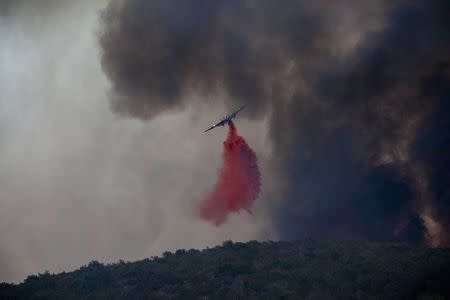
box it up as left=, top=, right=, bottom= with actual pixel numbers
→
left=199, top=122, right=261, bottom=225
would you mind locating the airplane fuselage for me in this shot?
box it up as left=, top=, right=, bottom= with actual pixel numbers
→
left=204, top=104, right=247, bottom=132
left=219, top=112, right=237, bottom=125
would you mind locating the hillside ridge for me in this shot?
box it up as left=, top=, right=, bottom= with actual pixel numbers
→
left=1, top=240, right=450, bottom=299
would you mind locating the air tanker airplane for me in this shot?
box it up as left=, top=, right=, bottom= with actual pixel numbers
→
left=204, top=104, right=247, bottom=132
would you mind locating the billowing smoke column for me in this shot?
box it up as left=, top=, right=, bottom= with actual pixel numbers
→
left=99, top=0, right=450, bottom=246
left=199, top=122, right=261, bottom=225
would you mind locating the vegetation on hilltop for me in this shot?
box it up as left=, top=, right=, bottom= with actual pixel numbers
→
left=1, top=240, right=449, bottom=299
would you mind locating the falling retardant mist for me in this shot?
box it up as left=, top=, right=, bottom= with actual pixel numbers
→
left=199, top=121, right=261, bottom=225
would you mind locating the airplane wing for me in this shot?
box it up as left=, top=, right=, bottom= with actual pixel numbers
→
left=205, top=121, right=223, bottom=132
left=235, top=103, right=247, bottom=114
left=204, top=119, right=226, bottom=132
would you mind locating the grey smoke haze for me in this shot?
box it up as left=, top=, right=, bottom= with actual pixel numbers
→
left=1, top=0, right=449, bottom=284
left=100, top=0, right=449, bottom=247
left=0, top=1, right=273, bottom=283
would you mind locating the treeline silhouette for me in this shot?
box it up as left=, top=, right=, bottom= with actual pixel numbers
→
left=1, top=240, right=449, bottom=299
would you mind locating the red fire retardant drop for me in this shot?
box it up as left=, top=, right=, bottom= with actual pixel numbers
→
left=199, top=121, right=261, bottom=225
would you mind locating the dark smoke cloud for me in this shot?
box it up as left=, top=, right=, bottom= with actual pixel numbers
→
left=410, top=59, right=450, bottom=246
left=100, top=0, right=450, bottom=245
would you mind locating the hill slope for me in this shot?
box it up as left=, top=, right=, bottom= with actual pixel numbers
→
left=1, top=240, right=450, bottom=299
